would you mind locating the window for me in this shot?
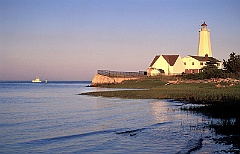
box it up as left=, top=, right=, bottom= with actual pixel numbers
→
left=192, top=62, right=194, bottom=65
left=200, top=62, right=203, bottom=65
left=217, top=63, right=220, bottom=66
left=184, top=62, right=186, bottom=65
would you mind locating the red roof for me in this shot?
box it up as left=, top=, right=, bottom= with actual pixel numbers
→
left=189, top=55, right=221, bottom=62
left=162, top=55, right=179, bottom=66
left=149, top=55, right=160, bottom=67
left=149, top=55, right=179, bottom=67
left=201, top=22, right=207, bottom=26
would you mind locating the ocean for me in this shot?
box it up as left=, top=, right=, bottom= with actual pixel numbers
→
left=0, top=81, right=232, bottom=153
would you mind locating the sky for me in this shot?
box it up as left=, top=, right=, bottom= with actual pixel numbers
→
left=0, top=0, right=240, bottom=81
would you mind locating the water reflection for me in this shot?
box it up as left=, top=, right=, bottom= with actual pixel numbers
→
left=150, top=100, right=204, bottom=124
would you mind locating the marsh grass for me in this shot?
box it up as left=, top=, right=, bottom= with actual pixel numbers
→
left=98, top=76, right=167, bottom=89
left=84, top=79, right=240, bottom=104
left=181, top=101, right=240, bottom=118
left=209, top=120, right=240, bottom=152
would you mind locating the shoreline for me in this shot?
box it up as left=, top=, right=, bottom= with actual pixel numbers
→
left=83, top=75, right=240, bottom=103
left=81, top=76, right=240, bottom=118
left=82, top=84, right=240, bottom=104
left=81, top=77, right=240, bottom=151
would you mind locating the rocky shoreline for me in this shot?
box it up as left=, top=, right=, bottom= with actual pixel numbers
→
left=167, top=78, right=240, bottom=87
left=90, top=73, right=139, bottom=86
left=90, top=73, right=240, bottom=88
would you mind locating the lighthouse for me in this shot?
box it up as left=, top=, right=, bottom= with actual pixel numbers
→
left=198, top=22, right=212, bottom=57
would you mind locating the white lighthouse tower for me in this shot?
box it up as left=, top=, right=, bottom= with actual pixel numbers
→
left=198, top=22, right=212, bottom=57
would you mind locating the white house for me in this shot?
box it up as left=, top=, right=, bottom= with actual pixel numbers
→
left=147, top=55, right=185, bottom=76
left=182, top=55, right=222, bottom=74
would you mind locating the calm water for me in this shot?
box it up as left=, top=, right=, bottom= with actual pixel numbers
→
left=0, top=81, right=232, bottom=153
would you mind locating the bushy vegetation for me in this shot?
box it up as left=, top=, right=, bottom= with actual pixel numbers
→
left=223, top=52, right=240, bottom=73
left=183, top=66, right=223, bottom=80
left=183, top=52, right=240, bottom=80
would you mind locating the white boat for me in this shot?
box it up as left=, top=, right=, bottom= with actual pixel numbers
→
left=32, top=77, right=42, bottom=83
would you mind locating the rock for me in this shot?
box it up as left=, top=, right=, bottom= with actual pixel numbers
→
left=91, top=74, right=138, bottom=86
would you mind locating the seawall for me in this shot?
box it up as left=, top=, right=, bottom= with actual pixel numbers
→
left=91, top=74, right=138, bottom=86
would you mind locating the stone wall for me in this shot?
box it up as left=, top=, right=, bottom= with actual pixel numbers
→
left=91, top=74, right=138, bottom=86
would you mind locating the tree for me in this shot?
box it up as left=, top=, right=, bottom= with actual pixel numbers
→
left=223, top=52, right=240, bottom=73
left=200, top=64, right=223, bottom=79
left=183, top=63, right=223, bottom=80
